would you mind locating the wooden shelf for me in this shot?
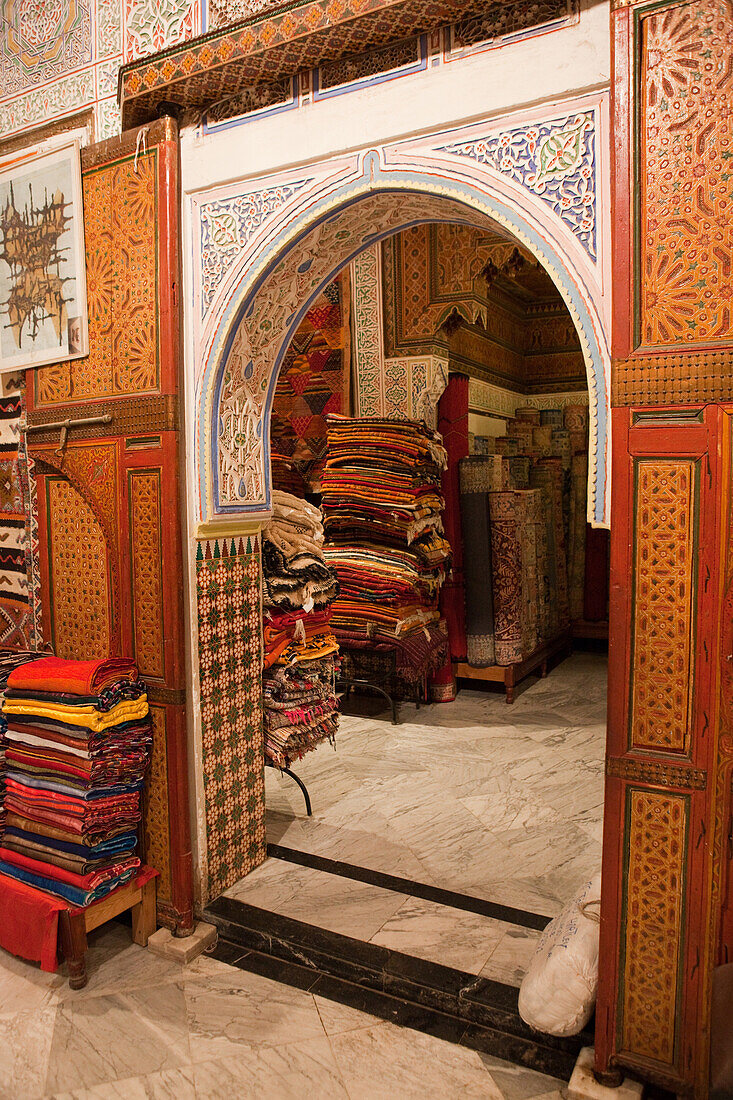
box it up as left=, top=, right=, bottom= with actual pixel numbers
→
left=454, top=631, right=573, bottom=703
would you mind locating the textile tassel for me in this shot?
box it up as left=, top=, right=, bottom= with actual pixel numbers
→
left=133, top=127, right=149, bottom=174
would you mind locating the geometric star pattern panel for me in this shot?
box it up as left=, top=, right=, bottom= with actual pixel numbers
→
left=621, top=788, right=688, bottom=1068
left=195, top=534, right=266, bottom=902
left=630, top=459, right=697, bottom=754
left=36, top=149, right=160, bottom=405
left=640, top=0, right=733, bottom=347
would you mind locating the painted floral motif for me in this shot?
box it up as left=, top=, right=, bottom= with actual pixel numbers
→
left=199, top=180, right=311, bottom=317
left=352, top=244, right=385, bottom=417
left=124, top=0, right=199, bottom=61
left=0, top=0, right=92, bottom=95
left=440, top=111, right=597, bottom=261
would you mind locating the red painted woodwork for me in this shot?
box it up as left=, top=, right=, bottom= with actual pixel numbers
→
left=26, top=120, right=193, bottom=934
left=597, top=406, right=732, bottom=1095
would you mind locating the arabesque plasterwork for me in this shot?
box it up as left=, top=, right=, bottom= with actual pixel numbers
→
left=191, top=94, right=611, bottom=527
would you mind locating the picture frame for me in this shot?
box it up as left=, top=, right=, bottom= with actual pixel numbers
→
left=0, top=137, right=88, bottom=373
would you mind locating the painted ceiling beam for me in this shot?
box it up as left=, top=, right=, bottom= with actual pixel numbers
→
left=118, top=0, right=487, bottom=129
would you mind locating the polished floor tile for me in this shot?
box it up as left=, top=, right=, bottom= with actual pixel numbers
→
left=369, top=896, right=506, bottom=975
left=265, top=653, right=607, bottom=917
left=45, top=983, right=191, bottom=1094
left=191, top=1039, right=350, bottom=1098
left=225, top=857, right=408, bottom=940
left=184, top=966, right=326, bottom=1062
left=0, top=923, right=568, bottom=1099
left=330, top=1022, right=507, bottom=1099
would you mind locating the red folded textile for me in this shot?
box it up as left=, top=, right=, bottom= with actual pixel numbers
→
left=7, top=657, right=139, bottom=696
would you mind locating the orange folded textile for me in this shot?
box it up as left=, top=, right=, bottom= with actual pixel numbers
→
left=7, top=657, right=139, bottom=696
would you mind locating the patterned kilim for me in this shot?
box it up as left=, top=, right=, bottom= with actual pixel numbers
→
left=0, top=375, right=32, bottom=649
left=489, top=490, right=541, bottom=666
left=271, top=277, right=349, bottom=490
left=530, top=461, right=567, bottom=635
left=568, top=452, right=588, bottom=622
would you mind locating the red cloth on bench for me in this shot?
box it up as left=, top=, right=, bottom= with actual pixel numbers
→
left=0, top=866, right=158, bottom=972
left=0, top=870, right=66, bottom=971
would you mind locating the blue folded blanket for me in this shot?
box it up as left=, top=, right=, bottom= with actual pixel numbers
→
left=0, top=859, right=134, bottom=907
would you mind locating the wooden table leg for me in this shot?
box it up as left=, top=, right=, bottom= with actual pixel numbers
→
left=59, top=909, right=88, bottom=990
left=131, top=878, right=157, bottom=947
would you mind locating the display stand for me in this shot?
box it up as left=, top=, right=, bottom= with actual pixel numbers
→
left=265, top=760, right=313, bottom=815
left=337, top=673, right=399, bottom=725
left=455, top=631, right=572, bottom=703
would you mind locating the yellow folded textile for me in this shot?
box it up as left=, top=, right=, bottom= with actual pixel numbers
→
left=2, top=695, right=149, bottom=732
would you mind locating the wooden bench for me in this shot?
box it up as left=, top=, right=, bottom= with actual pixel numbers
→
left=59, top=870, right=158, bottom=989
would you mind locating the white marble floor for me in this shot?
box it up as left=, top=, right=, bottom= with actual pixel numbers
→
left=0, top=922, right=566, bottom=1099
left=265, top=653, right=607, bottom=919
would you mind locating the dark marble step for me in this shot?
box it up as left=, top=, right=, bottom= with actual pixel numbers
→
left=204, top=894, right=593, bottom=1081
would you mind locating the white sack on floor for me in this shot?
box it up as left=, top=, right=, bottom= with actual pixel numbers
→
left=518, top=873, right=601, bottom=1037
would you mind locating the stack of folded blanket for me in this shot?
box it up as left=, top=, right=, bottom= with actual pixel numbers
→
left=321, top=416, right=451, bottom=691
left=0, top=656, right=152, bottom=906
left=262, top=492, right=340, bottom=768
left=0, top=651, right=47, bottom=835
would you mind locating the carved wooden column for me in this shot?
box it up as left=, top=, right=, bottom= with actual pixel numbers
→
left=596, top=2, right=733, bottom=1094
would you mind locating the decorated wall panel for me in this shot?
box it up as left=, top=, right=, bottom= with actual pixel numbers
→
left=195, top=535, right=266, bottom=900
left=194, top=99, right=611, bottom=526
left=0, top=0, right=201, bottom=141
left=598, top=406, right=727, bottom=1097
left=629, top=459, right=697, bottom=755
left=612, top=0, right=733, bottom=407
left=620, top=787, right=688, bottom=1066
left=44, top=475, right=112, bottom=659
left=36, top=148, right=161, bottom=405
left=128, top=469, right=165, bottom=678
left=639, top=1, right=732, bottom=350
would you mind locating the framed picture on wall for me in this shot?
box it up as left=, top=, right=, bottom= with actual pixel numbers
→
left=0, top=138, right=88, bottom=372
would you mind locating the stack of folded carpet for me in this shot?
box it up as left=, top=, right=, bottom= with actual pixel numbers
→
left=0, top=656, right=151, bottom=907
left=321, top=416, right=451, bottom=694
left=460, top=402, right=599, bottom=667
left=262, top=491, right=340, bottom=768
left=0, top=651, right=47, bottom=836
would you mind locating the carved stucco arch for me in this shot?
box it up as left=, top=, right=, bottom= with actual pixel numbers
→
left=198, top=142, right=611, bottom=526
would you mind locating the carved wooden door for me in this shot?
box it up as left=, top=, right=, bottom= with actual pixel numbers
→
left=26, top=119, right=193, bottom=933
left=600, top=0, right=733, bottom=1092
left=597, top=406, right=731, bottom=1095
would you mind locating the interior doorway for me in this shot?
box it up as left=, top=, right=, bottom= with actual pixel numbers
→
left=201, top=181, right=611, bottom=1080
